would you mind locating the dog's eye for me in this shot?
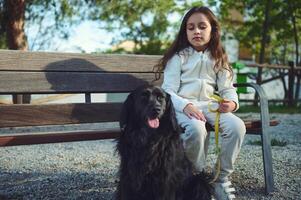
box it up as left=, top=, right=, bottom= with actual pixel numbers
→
left=141, top=91, right=150, bottom=99
left=157, top=96, right=163, bottom=102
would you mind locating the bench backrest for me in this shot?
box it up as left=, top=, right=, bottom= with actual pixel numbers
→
left=0, top=50, right=162, bottom=128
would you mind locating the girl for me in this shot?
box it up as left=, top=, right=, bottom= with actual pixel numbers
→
left=158, top=6, right=246, bottom=200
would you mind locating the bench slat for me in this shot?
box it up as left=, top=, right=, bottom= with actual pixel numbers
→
left=0, top=103, right=122, bottom=127
left=0, top=129, right=120, bottom=146
left=0, top=72, right=162, bottom=94
left=0, top=120, right=279, bottom=147
left=205, top=120, right=279, bottom=133
left=0, top=102, right=280, bottom=129
left=0, top=50, right=161, bottom=72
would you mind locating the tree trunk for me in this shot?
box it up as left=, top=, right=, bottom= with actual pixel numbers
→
left=291, top=7, right=299, bottom=66
left=279, top=69, right=288, bottom=100
left=288, top=1, right=299, bottom=106
left=5, top=0, right=30, bottom=103
left=295, top=73, right=300, bottom=102
left=282, top=43, right=287, bottom=65
left=254, top=0, right=272, bottom=106
left=288, top=61, right=295, bottom=106
left=5, top=0, right=28, bottom=50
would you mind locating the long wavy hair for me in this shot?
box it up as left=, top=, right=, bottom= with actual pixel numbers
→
left=154, top=6, right=232, bottom=79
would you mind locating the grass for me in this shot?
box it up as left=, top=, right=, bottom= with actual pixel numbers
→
left=237, top=105, right=301, bottom=114
left=247, top=138, right=288, bottom=147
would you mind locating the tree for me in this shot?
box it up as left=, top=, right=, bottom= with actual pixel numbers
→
left=5, top=0, right=28, bottom=50
left=219, top=0, right=300, bottom=65
left=0, top=0, right=28, bottom=50
left=217, top=0, right=301, bottom=105
left=2, top=0, right=29, bottom=103
left=88, top=0, right=203, bottom=54
left=0, top=0, right=86, bottom=103
left=0, top=0, right=89, bottom=51
left=0, top=0, right=205, bottom=53
left=25, top=0, right=88, bottom=51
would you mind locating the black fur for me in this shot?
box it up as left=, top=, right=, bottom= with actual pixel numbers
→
left=116, top=85, right=212, bottom=200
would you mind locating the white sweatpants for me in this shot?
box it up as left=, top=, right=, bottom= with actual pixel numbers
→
left=176, top=102, right=246, bottom=182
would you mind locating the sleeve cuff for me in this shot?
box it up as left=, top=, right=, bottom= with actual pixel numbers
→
left=232, top=100, right=239, bottom=112
left=177, top=99, right=191, bottom=112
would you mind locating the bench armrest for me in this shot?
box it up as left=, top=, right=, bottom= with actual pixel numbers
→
left=234, top=83, right=270, bottom=132
left=233, top=83, right=274, bottom=194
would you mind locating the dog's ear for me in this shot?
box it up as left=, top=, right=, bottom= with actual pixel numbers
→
left=120, top=93, right=134, bottom=132
left=165, top=93, right=179, bottom=132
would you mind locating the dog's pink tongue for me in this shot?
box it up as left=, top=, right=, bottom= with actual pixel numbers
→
left=148, top=118, right=160, bottom=128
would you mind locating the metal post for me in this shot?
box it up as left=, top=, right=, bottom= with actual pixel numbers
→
left=234, top=83, right=274, bottom=194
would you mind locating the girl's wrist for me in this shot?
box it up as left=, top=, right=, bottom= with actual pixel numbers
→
left=183, top=103, right=193, bottom=111
left=232, top=101, right=237, bottom=112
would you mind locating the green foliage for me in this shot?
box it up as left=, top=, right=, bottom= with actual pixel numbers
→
left=0, top=0, right=204, bottom=53
left=232, top=61, right=246, bottom=70
left=0, top=33, right=7, bottom=49
left=247, top=139, right=262, bottom=146
left=24, top=0, right=87, bottom=50
left=271, top=139, right=287, bottom=147
left=247, top=138, right=287, bottom=147
left=237, top=105, right=301, bottom=114
left=218, top=0, right=301, bottom=64
left=1, top=0, right=300, bottom=58
left=88, top=0, right=204, bottom=54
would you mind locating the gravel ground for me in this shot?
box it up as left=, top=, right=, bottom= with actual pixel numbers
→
left=0, top=113, right=300, bottom=200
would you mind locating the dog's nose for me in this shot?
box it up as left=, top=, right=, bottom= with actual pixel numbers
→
left=154, top=107, right=161, bottom=114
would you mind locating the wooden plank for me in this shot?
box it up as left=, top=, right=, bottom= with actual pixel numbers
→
left=0, top=101, right=280, bottom=129
left=0, top=72, right=162, bottom=94
left=1, top=50, right=299, bottom=72
left=0, top=120, right=279, bottom=147
left=205, top=120, right=278, bottom=134
left=244, top=119, right=279, bottom=129
left=0, top=50, right=161, bottom=72
left=0, top=129, right=120, bottom=146
left=0, top=103, right=122, bottom=128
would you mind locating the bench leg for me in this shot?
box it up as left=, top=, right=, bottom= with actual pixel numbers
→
left=234, top=83, right=274, bottom=194
left=261, top=129, right=274, bottom=194
left=258, top=84, right=274, bottom=194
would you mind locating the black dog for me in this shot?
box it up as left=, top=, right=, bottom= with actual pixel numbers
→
left=116, top=85, right=212, bottom=200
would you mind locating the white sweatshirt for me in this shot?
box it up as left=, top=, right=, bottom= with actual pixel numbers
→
left=162, top=47, right=239, bottom=112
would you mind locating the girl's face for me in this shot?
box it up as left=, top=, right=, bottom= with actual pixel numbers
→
left=186, top=12, right=212, bottom=52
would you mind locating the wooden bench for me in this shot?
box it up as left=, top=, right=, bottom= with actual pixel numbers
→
left=0, top=50, right=278, bottom=194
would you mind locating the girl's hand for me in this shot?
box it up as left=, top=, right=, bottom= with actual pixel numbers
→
left=218, top=99, right=236, bottom=113
left=183, top=104, right=206, bottom=122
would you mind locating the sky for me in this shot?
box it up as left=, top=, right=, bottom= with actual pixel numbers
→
left=25, top=0, right=203, bottom=53
left=32, top=14, right=182, bottom=54
left=26, top=19, right=113, bottom=53
left=57, top=21, right=113, bottom=53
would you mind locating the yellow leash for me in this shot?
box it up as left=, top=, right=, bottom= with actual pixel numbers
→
left=208, top=94, right=224, bottom=183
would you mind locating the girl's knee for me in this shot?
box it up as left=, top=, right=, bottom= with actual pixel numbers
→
left=223, top=118, right=246, bottom=139
left=234, top=118, right=246, bottom=138
left=183, top=119, right=207, bottom=141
